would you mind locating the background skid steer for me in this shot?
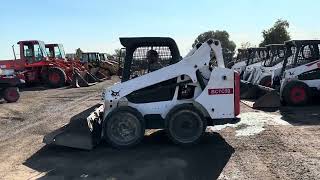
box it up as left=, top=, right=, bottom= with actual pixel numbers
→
left=240, top=45, right=285, bottom=108
left=240, top=48, right=267, bottom=98
left=43, top=37, right=240, bottom=150
left=279, top=40, right=320, bottom=106
left=231, top=49, right=249, bottom=76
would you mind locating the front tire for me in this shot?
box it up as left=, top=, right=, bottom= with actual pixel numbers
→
left=3, top=87, right=20, bottom=103
left=104, top=106, right=145, bottom=149
left=282, top=81, right=309, bottom=106
left=47, top=67, right=66, bottom=88
left=165, top=104, right=206, bottom=145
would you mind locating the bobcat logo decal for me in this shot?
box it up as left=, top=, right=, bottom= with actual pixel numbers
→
left=111, top=90, right=120, bottom=97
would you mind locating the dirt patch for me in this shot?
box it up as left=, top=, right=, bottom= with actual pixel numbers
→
left=0, top=77, right=320, bottom=180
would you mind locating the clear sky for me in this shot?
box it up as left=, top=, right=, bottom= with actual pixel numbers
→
left=0, top=0, right=319, bottom=59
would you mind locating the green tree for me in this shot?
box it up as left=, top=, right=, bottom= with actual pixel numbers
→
left=240, top=42, right=253, bottom=49
left=114, top=48, right=126, bottom=57
left=75, top=48, right=83, bottom=59
left=260, top=19, right=291, bottom=47
left=193, top=30, right=236, bottom=64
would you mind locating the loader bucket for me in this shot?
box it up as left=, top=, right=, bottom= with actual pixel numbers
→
left=43, top=104, right=103, bottom=150
left=241, top=85, right=280, bottom=109
left=240, top=80, right=260, bottom=99
left=71, top=69, right=99, bottom=88
left=89, top=68, right=110, bottom=81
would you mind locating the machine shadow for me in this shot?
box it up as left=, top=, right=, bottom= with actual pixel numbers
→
left=24, top=131, right=234, bottom=180
left=279, top=105, right=320, bottom=125
left=19, top=85, right=68, bottom=92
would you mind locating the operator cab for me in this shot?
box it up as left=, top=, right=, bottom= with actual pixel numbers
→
left=120, top=37, right=181, bottom=82
left=81, top=52, right=101, bottom=65
left=264, top=44, right=285, bottom=67
left=120, top=37, right=182, bottom=104
left=246, top=47, right=267, bottom=66
left=99, top=53, right=107, bottom=62
left=45, top=44, right=66, bottom=60
left=18, top=40, right=48, bottom=64
left=282, top=40, right=320, bottom=72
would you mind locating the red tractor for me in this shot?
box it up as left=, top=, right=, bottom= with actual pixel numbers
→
left=46, top=43, right=107, bottom=82
left=0, top=40, right=97, bottom=88
left=0, top=69, right=24, bottom=103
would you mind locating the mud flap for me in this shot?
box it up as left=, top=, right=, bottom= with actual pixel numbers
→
left=241, top=85, right=280, bottom=109
left=43, top=104, right=104, bottom=150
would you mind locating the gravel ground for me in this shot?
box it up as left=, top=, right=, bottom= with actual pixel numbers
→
left=0, top=77, right=319, bottom=180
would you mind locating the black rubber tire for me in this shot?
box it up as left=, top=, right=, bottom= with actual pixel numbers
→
left=3, top=87, right=20, bottom=103
left=259, top=76, right=272, bottom=87
left=165, top=104, right=206, bottom=146
left=47, top=67, right=66, bottom=88
left=103, top=106, right=145, bottom=149
left=282, top=81, right=309, bottom=106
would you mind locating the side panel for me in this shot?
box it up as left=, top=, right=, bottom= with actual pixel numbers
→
left=196, top=68, right=235, bottom=119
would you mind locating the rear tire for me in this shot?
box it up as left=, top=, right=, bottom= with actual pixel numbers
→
left=282, top=81, right=309, bottom=106
left=104, top=106, right=145, bottom=149
left=165, top=104, right=206, bottom=146
left=47, top=67, right=66, bottom=88
left=3, top=87, right=20, bottom=103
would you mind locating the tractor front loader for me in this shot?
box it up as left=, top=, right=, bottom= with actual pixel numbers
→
left=0, top=40, right=98, bottom=89
left=43, top=37, right=240, bottom=150
left=45, top=43, right=100, bottom=87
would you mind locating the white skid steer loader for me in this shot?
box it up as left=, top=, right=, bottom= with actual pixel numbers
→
left=241, top=46, right=280, bottom=109
left=242, top=47, right=267, bottom=81
left=279, top=40, right=320, bottom=106
left=251, top=44, right=285, bottom=87
left=231, top=49, right=249, bottom=74
left=44, top=37, right=240, bottom=149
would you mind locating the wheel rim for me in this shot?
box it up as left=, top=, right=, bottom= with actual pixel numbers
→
left=108, top=113, right=140, bottom=145
left=263, top=79, right=272, bottom=87
left=6, top=88, right=18, bottom=101
left=290, top=87, right=306, bottom=104
left=49, top=72, right=60, bottom=84
left=170, top=110, right=203, bottom=143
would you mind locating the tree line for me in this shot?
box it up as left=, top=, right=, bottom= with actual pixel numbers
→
left=75, top=19, right=291, bottom=64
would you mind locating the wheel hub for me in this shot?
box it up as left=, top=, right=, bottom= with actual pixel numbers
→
left=110, top=114, right=138, bottom=144
left=49, top=72, right=60, bottom=84
left=290, top=87, right=306, bottom=103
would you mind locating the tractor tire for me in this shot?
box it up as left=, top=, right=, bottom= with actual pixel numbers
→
left=165, top=104, right=206, bottom=146
left=3, top=87, right=20, bottom=103
left=47, top=67, right=66, bottom=88
left=103, top=106, right=145, bottom=149
left=259, top=76, right=272, bottom=87
left=282, top=81, right=309, bottom=106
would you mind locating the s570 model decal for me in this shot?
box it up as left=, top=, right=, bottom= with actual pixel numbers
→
left=208, top=88, right=233, bottom=95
